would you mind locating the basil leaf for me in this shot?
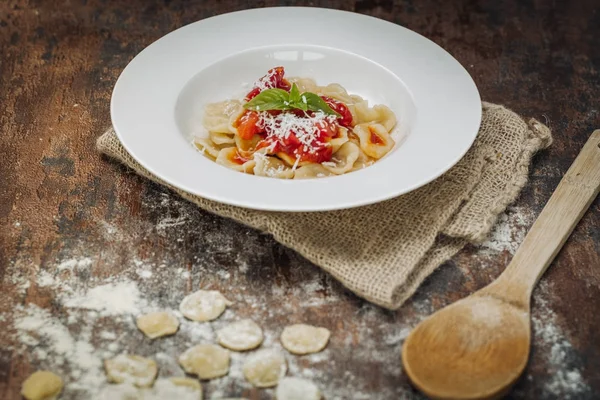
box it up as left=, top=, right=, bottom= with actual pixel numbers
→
left=295, top=100, right=308, bottom=111
left=244, top=88, right=291, bottom=111
left=302, top=93, right=340, bottom=116
left=287, top=83, right=308, bottom=111
left=295, top=94, right=309, bottom=111
left=289, top=83, right=301, bottom=104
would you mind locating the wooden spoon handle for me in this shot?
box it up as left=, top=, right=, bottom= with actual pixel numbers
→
left=499, top=130, right=600, bottom=297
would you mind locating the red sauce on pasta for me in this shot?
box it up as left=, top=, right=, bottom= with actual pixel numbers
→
left=368, top=126, right=385, bottom=145
left=237, top=67, right=355, bottom=164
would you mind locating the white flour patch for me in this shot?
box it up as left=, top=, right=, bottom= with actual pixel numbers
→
left=479, top=206, right=534, bottom=255
left=37, top=270, right=58, bottom=287
left=12, top=304, right=106, bottom=394
left=6, top=262, right=161, bottom=399
left=237, top=260, right=249, bottom=274
left=216, top=269, right=231, bottom=280
left=156, top=215, right=189, bottom=230
left=136, top=267, right=153, bottom=279
left=63, top=280, right=145, bottom=316
left=532, top=282, right=589, bottom=398
left=56, top=257, right=93, bottom=272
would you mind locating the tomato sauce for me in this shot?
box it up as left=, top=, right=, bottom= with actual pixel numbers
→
left=320, top=96, right=353, bottom=127
left=231, top=150, right=251, bottom=165
left=237, top=67, right=349, bottom=164
left=368, top=126, right=385, bottom=145
left=245, top=66, right=291, bottom=101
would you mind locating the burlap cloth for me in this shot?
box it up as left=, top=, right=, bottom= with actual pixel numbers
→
left=97, top=102, right=552, bottom=310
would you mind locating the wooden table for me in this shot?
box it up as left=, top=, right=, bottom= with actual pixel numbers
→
left=1, top=1, right=598, bottom=399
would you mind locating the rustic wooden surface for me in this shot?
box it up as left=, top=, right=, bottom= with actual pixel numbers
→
left=1, top=0, right=599, bottom=399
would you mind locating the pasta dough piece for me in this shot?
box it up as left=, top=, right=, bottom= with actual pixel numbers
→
left=203, top=100, right=242, bottom=133
left=373, top=104, right=396, bottom=131
left=209, top=131, right=236, bottom=145
left=275, top=152, right=314, bottom=168
left=253, top=155, right=294, bottom=179
left=178, top=344, right=230, bottom=380
left=168, top=377, right=202, bottom=390
left=329, top=127, right=349, bottom=154
left=97, top=384, right=141, bottom=400
left=136, top=311, right=180, bottom=339
left=143, top=378, right=203, bottom=400
left=194, top=138, right=222, bottom=160
left=354, top=103, right=396, bottom=131
left=216, top=147, right=256, bottom=174
left=293, top=164, right=335, bottom=179
left=353, top=123, right=395, bottom=160
left=350, top=94, right=365, bottom=103
left=217, top=319, right=264, bottom=351
left=280, top=324, right=330, bottom=355
left=321, top=141, right=360, bottom=175
left=317, top=83, right=354, bottom=104
left=275, top=377, right=321, bottom=400
left=21, top=371, right=63, bottom=400
left=179, top=290, right=233, bottom=322
left=242, top=349, right=287, bottom=388
left=234, top=133, right=262, bottom=152
left=288, top=77, right=318, bottom=93
left=104, top=354, right=158, bottom=388
left=351, top=147, right=375, bottom=172
left=353, top=100, right=378, bottom=125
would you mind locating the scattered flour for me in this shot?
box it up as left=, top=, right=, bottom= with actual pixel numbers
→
left=136, top=268, right=153, bottom=279
left=13, top=304, right=106, bottom=393
left=532, top=282, right=590, bottom=398
left=3, top=228, right=590, bottom=399
left=156, top=215, right=189, bottom=230
left=63, top=280, right=145, bottom=316
left=56, top=257, right=93, bottom=272
left=37, top=270, right=58, bottom=287
left=479, top=206, right=533, bottom=255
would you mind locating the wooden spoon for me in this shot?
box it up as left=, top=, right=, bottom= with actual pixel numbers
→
left=402, top=130, right=600, bottom=400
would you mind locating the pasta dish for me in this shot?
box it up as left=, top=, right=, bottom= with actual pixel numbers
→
left=194, top=67, right=397, bottom=179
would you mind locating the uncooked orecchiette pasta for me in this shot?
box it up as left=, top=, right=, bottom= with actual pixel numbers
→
left=193, top=66, right=398, bottom=179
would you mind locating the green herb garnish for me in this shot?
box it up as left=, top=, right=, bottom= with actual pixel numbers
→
left=244, top=83, right=340, bottom=116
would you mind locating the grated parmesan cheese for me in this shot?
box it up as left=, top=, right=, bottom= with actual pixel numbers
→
left=252, top=69, right=278, bottom=92
left=258, top=111, right=337, bottom=155
left=292, top=155, right=301, bottom=172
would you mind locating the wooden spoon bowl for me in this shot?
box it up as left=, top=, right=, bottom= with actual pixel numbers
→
left=402, top=130, right=600, bottom=399
left=403, top=295, right=530, bottom=399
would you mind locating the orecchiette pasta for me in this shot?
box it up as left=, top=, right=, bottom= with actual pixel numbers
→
left=203, top=100, right=243, bottom=134
left=317, top=83, right=355, bottom=104
left=293, top=164, right=335, bottom=179
left=209, top=131, right=236, bottom=146
left=287, top=77, right=318, bottom=93
left=254, top=154, right=294, bottom=179
left=321, top=141, right=360, bottom=175
left=353, top=123, right=395, bottom=159
left=330, top=127, right=349, bottom=154
left=193, top=67, right=398, bottom=179
left=194, top=138, right=221, bottom=160
left=216, top=147, right=256, bottom=173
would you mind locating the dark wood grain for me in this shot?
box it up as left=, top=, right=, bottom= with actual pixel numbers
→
left=0, top=0, right=599, bottom=399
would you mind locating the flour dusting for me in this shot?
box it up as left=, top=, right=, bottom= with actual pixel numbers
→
left=479, top=206, right=533, bottom=255
left=56, top=257, right=93, bottom=272
left=63, top=280, right=144, bottom=316
left=12, top=304, right=106, bottom=393
left=532, top=281, right=590, bottom=398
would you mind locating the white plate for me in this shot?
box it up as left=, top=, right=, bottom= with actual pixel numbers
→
left=111, top=7, right=481, bottom=212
